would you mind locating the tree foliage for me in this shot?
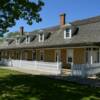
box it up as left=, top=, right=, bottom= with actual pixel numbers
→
left=0, top=0, right=44, bottom=35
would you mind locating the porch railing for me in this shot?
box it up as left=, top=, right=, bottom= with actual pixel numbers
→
left=72, top=63, right=100, bottom=77
left=0, top=59, right=62, bottom=75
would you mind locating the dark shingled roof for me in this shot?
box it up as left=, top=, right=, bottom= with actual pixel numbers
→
left=71, top=16, right=100, bottom=25
left=0, top=15, right=100, bottom=49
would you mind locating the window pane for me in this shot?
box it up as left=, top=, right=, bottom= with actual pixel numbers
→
left=66, top=29, right=70, bottom=37
left=64, top=29, right=71, bottom=38
left=68, top=57, right=72, bottom=63
left=66, top=32, right=70, bottom=37
left=66, top=29, right=70, bottom=33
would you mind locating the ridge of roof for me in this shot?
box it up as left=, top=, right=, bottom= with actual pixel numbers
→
left=30, top=15, right=100, bottom=33
left=71, top=15, right=100, bottom=26
left=31, top=25, right=60, bottom=33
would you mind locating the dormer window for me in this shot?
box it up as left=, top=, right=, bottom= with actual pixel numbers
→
left=8, top=39, right=14, bottom=45
left=26, top=36, right=30, bottom=44
left=16, top=38, right=20, bottom=45
left=30, top=35, right=36, bottom=42
left=64, top=28, right=72, bottom=39
left=39, top=33, right=44, bottom=42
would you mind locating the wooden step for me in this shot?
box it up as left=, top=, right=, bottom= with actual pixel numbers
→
left=61, top=69, right=71, bottom=75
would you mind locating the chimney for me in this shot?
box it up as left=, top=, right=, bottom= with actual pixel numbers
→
left=20, top=26, right=24, bottom=35
left=60, top=13, right=66, bottom=27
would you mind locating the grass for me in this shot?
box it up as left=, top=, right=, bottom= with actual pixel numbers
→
left=0, top=68, right=100, bottom=100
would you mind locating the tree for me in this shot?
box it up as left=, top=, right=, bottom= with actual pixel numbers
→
left=0, top=0, right=44, bottom=36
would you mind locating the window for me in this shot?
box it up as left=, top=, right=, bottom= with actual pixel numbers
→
left=68, top=57, right=72, bottom=63
left=8, top=40, right=14, bottom=45
left=64, top=28, right=72, bottom=39
left=39, top=33, right=44, bottom=42
left=30, top=35, right=36, bottom=42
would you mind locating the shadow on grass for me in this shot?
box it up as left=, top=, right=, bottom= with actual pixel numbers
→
left=0, top=74, right=100, bottom=100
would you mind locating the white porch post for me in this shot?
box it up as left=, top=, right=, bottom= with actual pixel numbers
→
left=90, top=48, right=93, bottom=64
left=57, top=62, right=59, bottom=70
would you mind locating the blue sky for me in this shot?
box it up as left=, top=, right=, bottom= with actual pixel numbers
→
left=8, top=0, right=100, bottom=33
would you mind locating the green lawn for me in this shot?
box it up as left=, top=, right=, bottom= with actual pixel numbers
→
left=0, top=68, right=100, bottom=100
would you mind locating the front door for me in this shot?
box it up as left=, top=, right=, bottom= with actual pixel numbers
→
left=61, top=49, right=67, bottom=68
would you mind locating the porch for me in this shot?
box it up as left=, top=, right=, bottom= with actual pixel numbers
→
left=0, top=59, right=100, bottom=77
left=72, top=63, right=100, bottom=77
left=72, top=48, right=100, bottom=77
left=0, top=47, right=100, bottom=77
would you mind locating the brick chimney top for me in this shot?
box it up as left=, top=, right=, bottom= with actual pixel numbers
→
left=20, top=26, right=24, bottom=35
left=60, top=13, right=66, bottom=27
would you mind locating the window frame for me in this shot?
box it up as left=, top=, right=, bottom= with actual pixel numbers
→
left=64, top=28, right=72, bottom=39
left=26, top=36, right=30, bottom=44
left=39, top=33, right=44, bottom=42
left=16, top=37, right=20, bottom=45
